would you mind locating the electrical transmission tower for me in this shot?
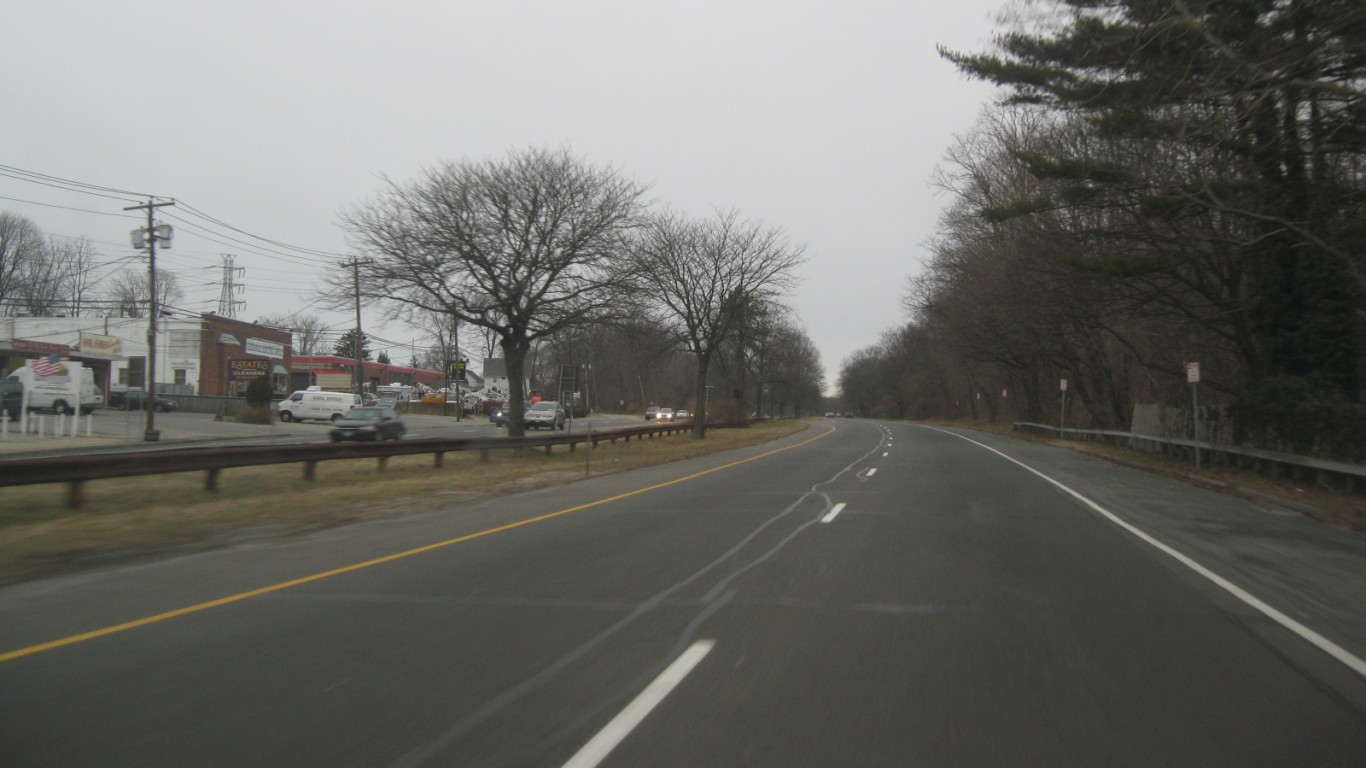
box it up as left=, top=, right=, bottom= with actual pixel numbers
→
left=218, top=254, right=246, bottom=317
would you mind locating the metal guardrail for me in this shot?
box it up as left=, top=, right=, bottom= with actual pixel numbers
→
left=1012, top=422, right=1365, bottom=494
left=0, top=421, right=709, bottom=508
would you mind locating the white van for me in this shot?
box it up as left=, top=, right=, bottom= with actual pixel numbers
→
left=276, top=388, right=362, bottom=422
left=7, top=361, right=102, bottom=414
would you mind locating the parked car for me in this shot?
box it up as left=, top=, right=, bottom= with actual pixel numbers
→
left=655, top=407, right=676, bottom=422
left=329, top=406, right=406, bottom=442
left=674, top=409, right=692, bottom=421
left=0, top=379, right=22, bottom=422
left=109, top=388, right=178, bottom=412
left=523, top=400, right=566, bottom=430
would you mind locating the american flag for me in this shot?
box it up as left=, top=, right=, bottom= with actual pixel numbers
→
left=30, top=352, right=67, bottom=378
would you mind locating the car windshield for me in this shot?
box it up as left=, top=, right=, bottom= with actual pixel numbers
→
left=529, top=402, right=556, bottom=411
left=347, top=408, right=386, bottom=420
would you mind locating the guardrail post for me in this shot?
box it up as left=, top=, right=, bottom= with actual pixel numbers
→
left=434, top=452, right=444, bottom=468
left=480, top=449, right=489, bottom=463
left=66, top=480, right=85, bottom=509
left=377, top=456, right=389, bottom=472
left=303, top=461, right=317, bottom=481
left=206, top=468, right=220, bottom=491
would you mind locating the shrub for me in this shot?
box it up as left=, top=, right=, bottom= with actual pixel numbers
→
left=244, top=377, right=274, bottom=408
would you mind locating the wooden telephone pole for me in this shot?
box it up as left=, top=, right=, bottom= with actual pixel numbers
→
left=125, top=198, right=175, bottom=442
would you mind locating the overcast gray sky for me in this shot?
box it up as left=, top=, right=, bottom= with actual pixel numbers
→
left=2, top=0, right=1006, bottom=394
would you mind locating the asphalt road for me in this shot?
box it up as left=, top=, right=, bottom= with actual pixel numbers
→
left=2, top=420, right=1364, bottom=766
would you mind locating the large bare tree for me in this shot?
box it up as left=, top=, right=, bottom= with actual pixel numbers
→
left=339, top=147, right=648, bottom=435
left=105, top=268, right=184, bottom=318
left=632, top=209, right=805, bottom=436
left=14, top=235, right=97, bottom=317
left=0, top=212, right=45, bottom=316
left=255, top=312, right=329, bottom=356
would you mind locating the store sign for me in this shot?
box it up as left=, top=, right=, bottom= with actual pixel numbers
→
left=229, top=359, right=270, bottom=380
left=245, top=337, right=284, bottom=359
left=12, top=338, right=70, bottom=355
left=80, top=332, right=123, bottom=356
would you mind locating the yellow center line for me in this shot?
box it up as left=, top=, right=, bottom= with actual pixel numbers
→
left=0, top=424, right=837, bottom=664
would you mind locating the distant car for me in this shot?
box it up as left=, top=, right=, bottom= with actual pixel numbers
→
left=674, top=409, right=691, bottom=421
left=645, top=406, right=660, bottom=421
left=844, top=412, right=855, bottom=418
left=824, top=411, right=836, bottom=418
left=490, top=402, right=510, bottom=427
left=655, top=407, right=675, bottom=422
left=110, top=388, right=178, bottom=412
left=329, top=406, right=406, bottom=442
left=524, top=401, right=566, bottom=430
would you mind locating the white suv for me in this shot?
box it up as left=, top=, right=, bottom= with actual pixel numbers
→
left=523, top=401, right=566, bottom=430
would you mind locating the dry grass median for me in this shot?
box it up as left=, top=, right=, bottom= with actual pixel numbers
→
left=0, top=421, right=809, bottom=586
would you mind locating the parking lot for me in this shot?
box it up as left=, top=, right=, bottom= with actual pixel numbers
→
left=0, top=408, right=635, bottom=457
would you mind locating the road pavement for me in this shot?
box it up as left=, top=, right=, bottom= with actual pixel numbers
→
left=1, top=419, right=1363, bottom=766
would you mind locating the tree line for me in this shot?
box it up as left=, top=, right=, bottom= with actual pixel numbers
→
left=0, top=212, right=185, bottom=318
left=841, top=0, right=1364, bottom=461
left=330, top=146, right=820, bottom=437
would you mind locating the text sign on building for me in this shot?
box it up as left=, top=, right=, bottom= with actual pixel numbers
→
left=229, top=359, right=270, bottom=380
left=80, top=332, right=123, bottom=356
left=13, top=338, right=70, bottom=355
left=245, top=337, right=285, bottom=359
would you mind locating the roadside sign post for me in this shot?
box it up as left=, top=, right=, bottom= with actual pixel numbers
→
left=1187, top=362, right=1201, bottom=470
left=1059, top=378, right=1068, bottom=432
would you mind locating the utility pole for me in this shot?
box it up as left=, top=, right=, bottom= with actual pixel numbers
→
left=453, top=315, right=461, bottom=421
left=126, top=198, right=175, bottom=442
left=343, top=259, right=365, bottom=397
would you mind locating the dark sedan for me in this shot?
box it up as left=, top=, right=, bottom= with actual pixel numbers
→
left=328, top=406, right=406, bottom=442
left=110, top=388, right=178, bottom=412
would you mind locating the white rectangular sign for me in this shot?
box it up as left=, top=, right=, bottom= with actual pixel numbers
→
left=245, top=337, right=284, bottom=359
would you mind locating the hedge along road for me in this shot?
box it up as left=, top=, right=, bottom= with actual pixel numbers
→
left=1, top=420, right=1364, bottom=767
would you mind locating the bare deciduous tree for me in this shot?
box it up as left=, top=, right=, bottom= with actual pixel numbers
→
left=632, top=209, right=805, bottom=436
left=338, top=147, right=648, bottom=435
left=255, top=312, right=329, bottom=356
left=14, top=235, right=97, bottom=316
left=0, top=212, right=45, bottom=316
left=105, top=268, right=183, bottom=318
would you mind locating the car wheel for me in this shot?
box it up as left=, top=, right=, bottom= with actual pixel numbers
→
left=279, top=411, right=294, bottom=422
left=52, top=400, right=71, bottom=415
left=331, top=413, right=344, bottom=422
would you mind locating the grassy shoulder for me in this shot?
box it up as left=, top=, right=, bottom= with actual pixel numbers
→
left=932, top=419, right=1365, bottom=532
left=0, top=420, right=811, bottom=586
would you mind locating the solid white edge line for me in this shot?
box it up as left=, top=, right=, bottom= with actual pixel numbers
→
left=924, top=426, right=1366, bottom=679
left=562, top=640, right=716, bottom=768
left=821, top=502, right=847, bottom=524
